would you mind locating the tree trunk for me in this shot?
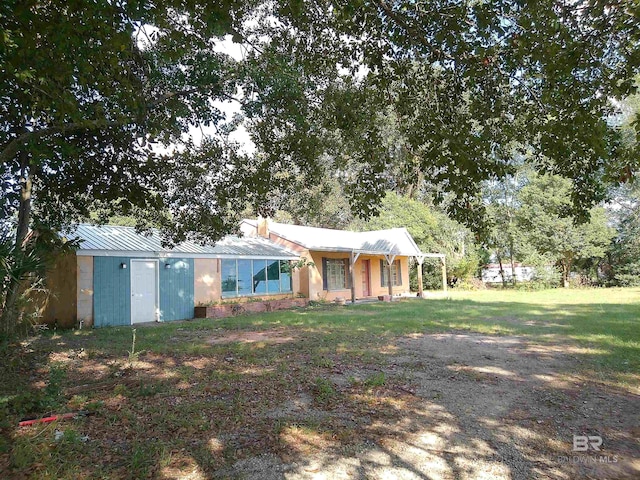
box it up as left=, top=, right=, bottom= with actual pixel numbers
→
left=0, top=158, right=32, bottom=340
left=509, top=245, right=517, bottom=286
left=496, top=252, right=507, bottom=287
left=387, top=261, right=393, bottom=299
left=561, top=258, right=572, bottom=288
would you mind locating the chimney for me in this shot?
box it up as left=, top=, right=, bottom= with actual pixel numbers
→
left=257, top=216, right=270, bottom=239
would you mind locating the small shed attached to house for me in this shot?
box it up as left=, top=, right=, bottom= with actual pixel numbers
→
left=43, top=224, right=299, bottom=328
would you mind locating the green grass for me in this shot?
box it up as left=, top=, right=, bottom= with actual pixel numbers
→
left=13, top=287, right=640, bottom=382
left=1, top=287, right=638, bottom=478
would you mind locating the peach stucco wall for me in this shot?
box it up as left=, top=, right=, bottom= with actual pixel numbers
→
left=308, top=251, right=411, bottom=301
left=77, top=256, right=94, bottom=327
left=364, top=255, right=410, bottom=297
left=194, top=258, right=221, bottom=305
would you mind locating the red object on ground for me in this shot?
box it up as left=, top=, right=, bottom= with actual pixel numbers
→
left=19, top=412, right=79, bottom=427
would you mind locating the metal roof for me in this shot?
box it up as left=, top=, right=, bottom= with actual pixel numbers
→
left=66, top=224, right=299, bottom=259
left=242, top=220, right=438, bottom=257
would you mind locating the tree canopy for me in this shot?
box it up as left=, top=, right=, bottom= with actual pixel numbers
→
left=2, top=0, right=639, bottom=240
left=516, top=174, right=614, bottom=287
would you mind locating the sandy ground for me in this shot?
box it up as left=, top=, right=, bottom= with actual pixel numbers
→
left=228, top=332, right=640, bottom=480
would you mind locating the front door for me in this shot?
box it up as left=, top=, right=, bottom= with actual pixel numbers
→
left=130, top=260, right=158, bottom=324
left=361, top=260, right=371, bottom=297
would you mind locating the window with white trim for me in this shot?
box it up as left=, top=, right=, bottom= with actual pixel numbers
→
left=380, top=259, right=402, bottom=287
left=323, top=258, right=349, bottom=290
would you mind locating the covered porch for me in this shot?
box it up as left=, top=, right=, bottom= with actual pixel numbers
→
left=345, top=249, right=447, bottom=303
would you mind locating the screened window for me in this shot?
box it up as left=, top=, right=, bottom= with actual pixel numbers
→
left=221, top=259, right=293, bottom=297
left=323, top=258, right=349, bottom=290
left=380, top=260, right=402, bottom=287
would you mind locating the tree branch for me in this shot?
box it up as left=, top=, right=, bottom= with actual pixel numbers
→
left=146, top=86, right=245, bottom=109
left=0, top=120, right=121, bottom=165
left=1, top=85, right=248, bottom=165
left=373, top=0, right=454, bottom=62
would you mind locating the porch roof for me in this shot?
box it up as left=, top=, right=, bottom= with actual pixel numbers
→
left=243, top=220, right=443, bottom=258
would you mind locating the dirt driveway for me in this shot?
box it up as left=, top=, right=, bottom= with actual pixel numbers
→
left=227, top=331, right=640, bottom=480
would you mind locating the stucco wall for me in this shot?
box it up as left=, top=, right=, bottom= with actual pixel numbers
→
left=40, top=253, right=77, bottom=328
left=366, top=256, right=410, bottom=297
left=308, top=251, right=411, bottom=301
left=194, top=258, right=221, bottom=305
left=308, top=251, right=347, bottom=301
left=77, top=256, right=93, bottom=327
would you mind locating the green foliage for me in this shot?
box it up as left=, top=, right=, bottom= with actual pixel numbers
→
left=482, top=171, right=528, bottom=285
left=5, top=363, right=66, bottom=418
left=2, top=0, right=637, bottom=240
left=127, top=328, right=145, bottom=363
left=516, top=175, right=615, bottom=286
left=0, top=226, right=77, bottom=338
left=320, top=0, right=637, bottom=222
left=312, top=377, right=337, bottom=403
left=363, top=372, right=386, bottom=388
left=350, top=191, right=440, bottom=251
left=350, top=191, right=480, bottom=289
left=270, top=178, right=354, bottom=229
left=606, top=183, right=640, bottom=286
left=450, top=251, right=483, bottom=285
left=113, top=384, right=129, bottom=397
left=1, top=0, right=264, bottom=244
left=41, top=363, right=66, bottom=412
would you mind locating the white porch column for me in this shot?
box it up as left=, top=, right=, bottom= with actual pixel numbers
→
left=415, top=255, right=425, bottom=298
left=384, top=254, right=397, bottom=300
left=350, top=251, right=361, bottom=304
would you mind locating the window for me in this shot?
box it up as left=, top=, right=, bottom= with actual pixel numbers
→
left=221, top=259, right=237, bottom=296
left=267, top=260, right=281, bottom=292
left=322, top=258, right=350, bottom=290
left=280, top=260, right=292, bottom=292
left=237, top=260, right=252, bottom=296
left=221, top=259, right=293, bottom=297
left=252, top=259, right=267, bottom=294
left=380, top=259, right=402, bottom=287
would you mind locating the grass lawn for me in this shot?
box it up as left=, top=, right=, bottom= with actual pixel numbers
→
left=1, top=287, right=638, bottom=479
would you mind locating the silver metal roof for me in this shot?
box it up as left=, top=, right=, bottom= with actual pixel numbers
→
left=243, top=220, right=438, bottom=257
left=67, top=224, right=299, bottom=259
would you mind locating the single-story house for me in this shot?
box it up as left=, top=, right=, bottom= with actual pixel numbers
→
left=241, top=218, right=446, bottom=302
left=42, top=224, right=299, bottom=328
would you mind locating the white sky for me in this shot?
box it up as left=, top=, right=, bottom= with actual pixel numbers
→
left=206, top=36, right=255, bottom=154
